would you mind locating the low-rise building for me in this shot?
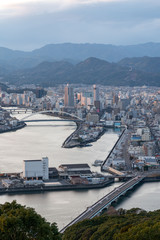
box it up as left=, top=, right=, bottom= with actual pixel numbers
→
left=58, top=163, right=92, bottom=178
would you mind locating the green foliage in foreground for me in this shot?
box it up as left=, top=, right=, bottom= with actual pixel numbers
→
left=0, top=201, right=61, bottom=240
left=63, top=208, right=160, bottom=240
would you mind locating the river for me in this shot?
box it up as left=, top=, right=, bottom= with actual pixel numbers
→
left=0, top=111, right=160, bottom=230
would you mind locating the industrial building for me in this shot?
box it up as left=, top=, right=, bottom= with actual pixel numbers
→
left=58, top=163, right=92, bottom=178
left=23, top=157, right=49, bottom=180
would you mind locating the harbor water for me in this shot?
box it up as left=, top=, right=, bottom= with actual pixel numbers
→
left=0, top=111, right=160, bottom=230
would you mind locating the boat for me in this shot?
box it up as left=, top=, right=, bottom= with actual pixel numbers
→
left=92, top=160, right=103, bottom=166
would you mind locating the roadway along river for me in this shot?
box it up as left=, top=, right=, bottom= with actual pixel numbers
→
left=0, top=111, right=160, bottom=230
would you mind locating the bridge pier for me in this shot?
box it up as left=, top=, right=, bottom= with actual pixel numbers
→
left=60, top=176, right=145, bottom=233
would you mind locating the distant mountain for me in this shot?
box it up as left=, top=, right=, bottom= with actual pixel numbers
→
left=0, top=82, right=8, bottom=91
left=3, top=57, right=160, bottom=87
left=0, top=66, right=8, bottom=76
left=118, top=56, right=160, bottom=73
left=32, top=42, right=160, bottom=62
left=1, top=42, right=160, bottom=71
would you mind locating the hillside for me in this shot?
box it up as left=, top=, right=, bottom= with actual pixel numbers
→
left=62, top=208, right=160, bottom=240
left=3, top=57, right=160, bottom=87
left=118, top=56, right=160, bottom=73
left=0, top=82, right=8, bottom=91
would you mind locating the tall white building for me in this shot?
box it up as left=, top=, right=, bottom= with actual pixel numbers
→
left=23, top=157, right=49, bottom=180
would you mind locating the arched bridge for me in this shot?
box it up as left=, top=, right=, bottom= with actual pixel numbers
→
left=20, top=110, right=84, bottom=123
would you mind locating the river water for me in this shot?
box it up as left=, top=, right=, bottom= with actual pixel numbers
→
left=0, top=111, right=160, bottom=230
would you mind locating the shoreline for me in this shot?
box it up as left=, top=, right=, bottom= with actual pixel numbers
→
left=0, top=122, right=26, bottom=134
left=0, top=175, right=160, bottom=195
left=62, top=125, right=107, bottom=148
left=101, top=128, right=126, bottom=171
left=0, top=179, right=114, bottom=195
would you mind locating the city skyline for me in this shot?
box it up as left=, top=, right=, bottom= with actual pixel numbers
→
left=0, top=0, right=160, bottom=50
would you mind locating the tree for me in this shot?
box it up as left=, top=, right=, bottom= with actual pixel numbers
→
left=62, top=208, right=160, bottom=240
left=0, top=201, right=61, bottom=240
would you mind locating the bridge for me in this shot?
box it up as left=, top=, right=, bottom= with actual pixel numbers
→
left=20, top=110, right=83, bottom=122
left=24, top=119, right=82, bottom=123
left=4, top=108, right=33, bottom=114
left=60, top=175, right=144, bottom=233
left=4, top=108, right=83, bottom=122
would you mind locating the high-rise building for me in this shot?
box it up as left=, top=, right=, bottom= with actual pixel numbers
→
left=35, top=88, right=46, bottom=98
left=93, top=85, right=99, bottom=101
left=80, top=92, right=93, bottom=106
left=17, top=94, right=23, bottom=105
left=64, top=84, right=74, bottom=107
left=93, top=85, right=100, bottom=112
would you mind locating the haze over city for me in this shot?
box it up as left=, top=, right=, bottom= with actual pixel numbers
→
left=0, top=0, right=160, bottom=50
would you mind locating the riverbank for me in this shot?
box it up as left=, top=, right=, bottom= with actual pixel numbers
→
left=1, top=174, right=160, bottom=195
left=101, top=128, right=126, bottom=171
left=62, top=124, right=107, bottom=148
left=0, top=178, right=114, bottom=195
left=0, top=121, right=26, bottom=134
left=62, top=122, right=81, bottom=148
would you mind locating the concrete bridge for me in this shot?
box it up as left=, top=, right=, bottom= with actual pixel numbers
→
left=4, top=108, right=33, bottom=114
left=60, top=175, right=144, bottom=233
left=24, top=119, right=82, bottom=123
left=5, top=108, right=83, bottom=122
left=20, top=110, right=83, bottom=122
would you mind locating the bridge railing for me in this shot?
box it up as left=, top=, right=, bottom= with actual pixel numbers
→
left=60, top=175, right=144, bottom=233
left=20, top=109, right=83, bottom=122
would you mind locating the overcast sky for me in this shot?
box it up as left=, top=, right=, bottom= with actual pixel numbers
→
left=0, top=0, right=160, bottom=50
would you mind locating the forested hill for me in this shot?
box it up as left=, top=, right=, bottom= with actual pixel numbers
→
left=0, top=201, right=160, bottom=240
left=118, top=56, right=160, bottom=73
left=3, top=57, right=160, bottom=87
left=62, top=208, right=160, bottom=240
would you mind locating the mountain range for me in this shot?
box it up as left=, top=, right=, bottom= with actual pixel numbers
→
left=2, top=57, right=160, bottom=87
left=1, top=43, right=160, bottom=87
left=1, top=42, right=160, bottom=70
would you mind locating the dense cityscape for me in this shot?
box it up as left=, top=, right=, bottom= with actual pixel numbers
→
left=1, top=82, right=160, bottom=238
left=1, top=0, right=160, bottom=238
left=1, top=84, right=160, bottom=189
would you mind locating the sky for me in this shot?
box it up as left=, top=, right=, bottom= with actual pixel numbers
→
left=0, top=0, right=160, bottom=50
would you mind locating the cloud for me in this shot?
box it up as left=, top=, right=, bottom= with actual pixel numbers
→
left=0, top=0, right=126, bottom=19
left=0, top=0, right=160, bottom=49
left=1, top=0, right=160, bottom=20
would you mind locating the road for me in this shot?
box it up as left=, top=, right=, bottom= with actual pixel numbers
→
left=60, top=175, right=144, bottom=233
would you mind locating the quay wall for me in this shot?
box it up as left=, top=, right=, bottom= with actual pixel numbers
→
left=62, top=124, right=106, bottom=148
left=0, top=122, right=26, bottom=134
left=0, top=179, right=114, bottom=195
left=101, top=128, right=126, bottom=171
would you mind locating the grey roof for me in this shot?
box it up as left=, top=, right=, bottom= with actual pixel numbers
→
left=23, top=160, right=41, bottom=162
left=59, top=164, right=90, bottom=169
left=68, top=170, right=92, bottom=174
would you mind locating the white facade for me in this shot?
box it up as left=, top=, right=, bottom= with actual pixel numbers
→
left=42, top=157, right=49, bottom=180
left=141, top=128, right=151, bottom=141
left=23, top=157, right=49, bottom=180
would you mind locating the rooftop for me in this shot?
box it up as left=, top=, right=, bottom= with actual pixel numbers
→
left=59, top=164, right=90, bottom=169
left=23, top=160, right=42, bottom=162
